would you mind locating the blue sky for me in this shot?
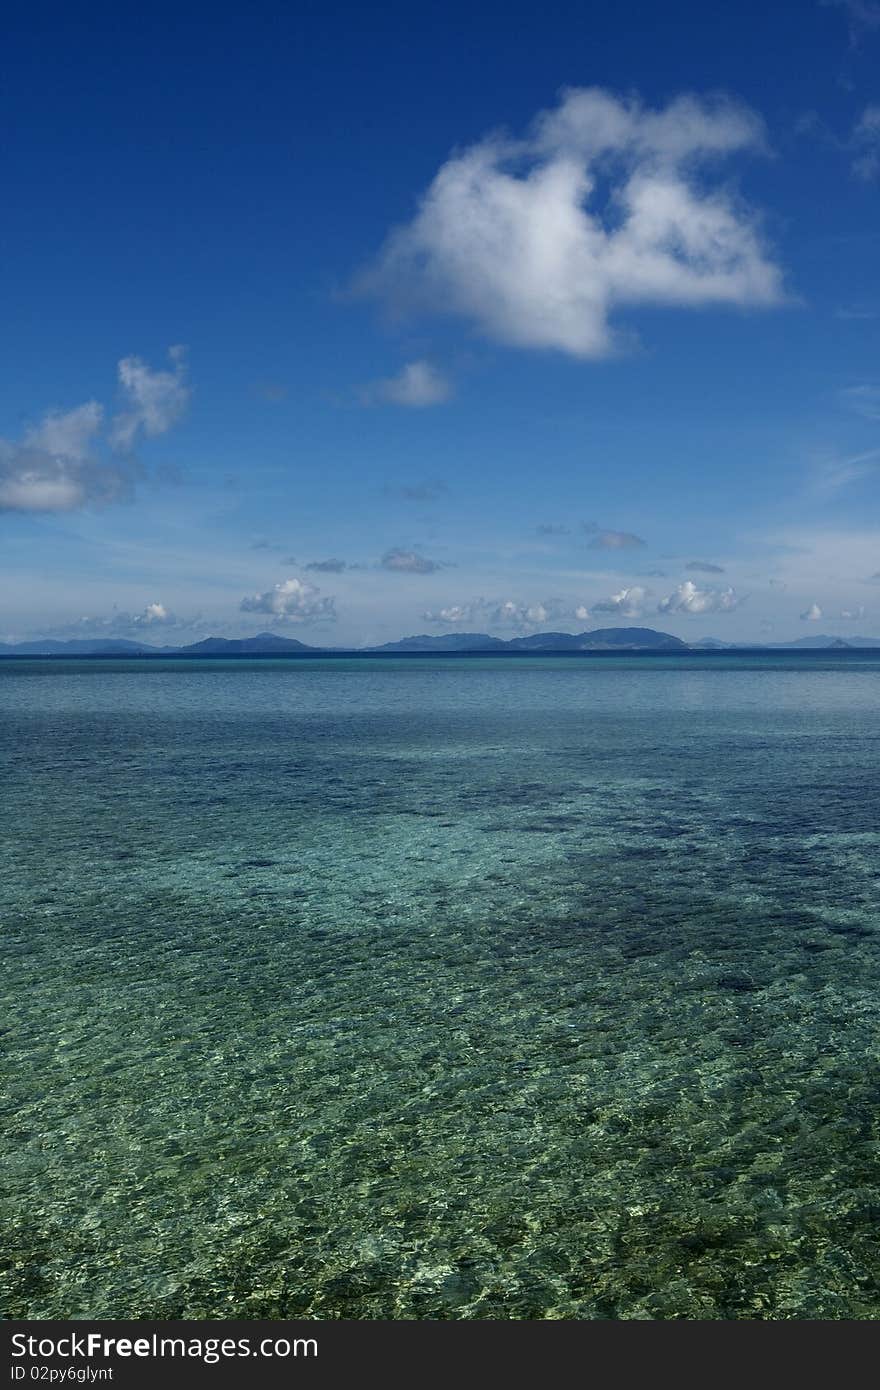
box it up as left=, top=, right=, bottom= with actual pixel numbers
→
left=1, top=0, right=878, bottom=644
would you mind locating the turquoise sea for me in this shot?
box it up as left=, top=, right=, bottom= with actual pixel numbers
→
left=2, top=653, right=880, bottom=1319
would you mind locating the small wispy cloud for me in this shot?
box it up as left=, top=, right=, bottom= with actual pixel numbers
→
left=381, top=547, right=443, bottom=573
left=253, top=381, right=289, bottom=402
left=384, top=479, right=449, bottom=501
left=361, top=361, right=452, bottom=408
left=796, top=100, right=880, bottom=183
left=305, top=558, right=349, bottom=573
left=810, top=448, right=880, bottom=498
left=852, top=105, right=880, bottom=180
left=109, top=346, right=190, bottom=452
left=686, top=560, right=725, bottom=574
left=839, top=384, right=880, bottom=419
left=584, top=523, right=646, bottom=550
left=24, top=401, right=104, bottom=461
left=835, top=305, right=878, bottom=320
left=822, top=0, right=880, bottom=49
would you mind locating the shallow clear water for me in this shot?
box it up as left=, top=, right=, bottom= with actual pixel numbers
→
left=2, top=653, right=880, bottom=1319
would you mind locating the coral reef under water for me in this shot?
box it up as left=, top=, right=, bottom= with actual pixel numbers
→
left=2, top=655, right=879, bottom=1318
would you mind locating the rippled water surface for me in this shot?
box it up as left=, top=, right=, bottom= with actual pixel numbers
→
left=3, top=653, right=880, bottom=1318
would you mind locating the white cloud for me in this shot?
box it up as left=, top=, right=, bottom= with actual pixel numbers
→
left=497, top=599, right=558, bottom=627
left=840, top=604, right=866, bottom=620
left=0, top=349, right=188, bottom=513
left=24, top=401, right=104, bottom=461
left=136, top=602, right=171, bottom=625
left=0, top=400, right=112, bottom=512
left=63, top=603, right=191, bottom=637
left=240, top=577, right=336, bottom=624
left=362, top=88, right=782, bottom=358
left=0, top=465, right=88, bottom=513
left=590, top=585, right=647, bottom=618
left=424, top=603, right=478, bottom=625
left=801, top=603, right=823, bottom=621
left=423, top=595, right=567, bottom=631
left=658, top=580, right=741, bottom=614
left=110, top=347, right=190, bottom=451
left=426, top=593, right=666, bottom=632
left=363, top=360, right=452, bottom=407
left=381, top=547, right=442, bottom=573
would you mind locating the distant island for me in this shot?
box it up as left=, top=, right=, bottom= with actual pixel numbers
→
left=371, top=626, right=688, bottom=653
left=3, top=626, right=880, bottom=656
